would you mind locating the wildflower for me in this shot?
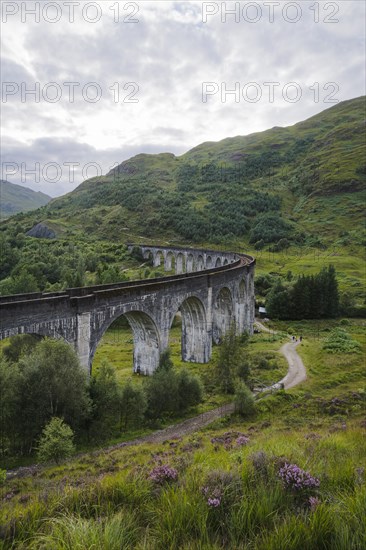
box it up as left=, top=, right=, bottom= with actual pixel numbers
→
left=279, top=463, right=320, bottom=491
left=236, top=435, right=250, bottom=446
left=308, top=496, right=321, bottom=511
left=148, top=464, right=178, bottom=484
left=207, top=497, right=221, bottom=507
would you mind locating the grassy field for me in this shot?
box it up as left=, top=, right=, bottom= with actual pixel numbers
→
left=1, top=319, right=365, bottom=549
left=92, top=317, right=289, bottom=407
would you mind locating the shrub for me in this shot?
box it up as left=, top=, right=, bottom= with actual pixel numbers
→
left=176, top=369, right=203, bottom=412
left=323, top=328, right=362, bottom=354
left=145, top=356, right=202, bottom=419
left=249, top=450, right=271, bottom=480
left=37, top=417, right=75, bottom=464
left=234, top=383, right=255, bottom=417
left=278, top=463, right=320, bottom=491
left=211, top=431, right=249, bottom=450
left=119, top=380, right=146, bottom=431
left=201, top=469, right=242, bottom=508
left=148, top=465, right=178, bottom=484
left=236, top=435, right=250, bottom=446
left=157, top=349, right=174, bottom=371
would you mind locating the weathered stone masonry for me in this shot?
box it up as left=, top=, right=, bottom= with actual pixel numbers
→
left=0, top=245, right=255, bottom=374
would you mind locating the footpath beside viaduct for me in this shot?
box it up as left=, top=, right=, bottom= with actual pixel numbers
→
left=0, top=245, right=255, bottom=374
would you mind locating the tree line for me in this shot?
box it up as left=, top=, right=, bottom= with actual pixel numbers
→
left=265, top=265, right=339, bottom=320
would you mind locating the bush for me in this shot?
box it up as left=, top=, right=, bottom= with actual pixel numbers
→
left=148, top=465, right=178, bottom=484
left=176, top=369, right=203, bottom=411
left=323, top=328, right=362, bottom=354
left=278, top=463, right=320, bottom=491
left=201, top=469, right=242, bottom=508
left=37, top=417, right=75, bottom=464
left=234, top=383, right=255, bottom=417
left=119, top=381, right=146, bottom=431
left=145, top=363, right=203, bottom=419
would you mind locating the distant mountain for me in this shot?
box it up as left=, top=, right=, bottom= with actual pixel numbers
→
left=0, top=181, right=51, bottom=220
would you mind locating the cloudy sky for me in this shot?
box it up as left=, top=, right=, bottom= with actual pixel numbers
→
left=1, top=0, right=365, bottom=196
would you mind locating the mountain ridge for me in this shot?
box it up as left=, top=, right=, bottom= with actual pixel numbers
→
left=0, top=180, right=51, bottom=220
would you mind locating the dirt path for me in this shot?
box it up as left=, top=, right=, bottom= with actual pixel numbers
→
left=5, top=322, right=307, bottom=478
left=254, top=320, right=307, bottom=389
left=107, top=403, right=235, bottom=451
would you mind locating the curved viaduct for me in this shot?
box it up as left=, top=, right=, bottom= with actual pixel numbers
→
left=0, top=245, right=255, bottom=374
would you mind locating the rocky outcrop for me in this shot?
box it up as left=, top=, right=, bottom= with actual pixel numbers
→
left=26, top=223, right=56, bottom=239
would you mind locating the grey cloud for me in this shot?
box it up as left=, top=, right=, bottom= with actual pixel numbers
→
left=1, top=0, right=365, bottom=198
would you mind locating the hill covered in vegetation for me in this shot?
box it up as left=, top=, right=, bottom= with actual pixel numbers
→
left=0, top=181, right=51, bottom=221
left=0, top=97, right=365, bottom=306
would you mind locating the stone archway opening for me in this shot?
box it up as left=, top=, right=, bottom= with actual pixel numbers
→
left=165, top=251, right=176, bottom=272
left=215, top=257, right=222, bottom=267
left=154, top=251, right=164, bottom=268
left=187, top=254, right=194, bottom=273
left=179, top=296, right=210, bottom=363
left=142, top=249, right=154, bottom=266
left=213, top=287, right=234, bottom=344
left=92, top=311, right=160, bottom=377
left=196, top=255, right=204, bottom=271
left=176, top=252, right=185, bottom=274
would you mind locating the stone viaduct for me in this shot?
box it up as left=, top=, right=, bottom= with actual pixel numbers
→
left=0, top=245, right=255, bottom=375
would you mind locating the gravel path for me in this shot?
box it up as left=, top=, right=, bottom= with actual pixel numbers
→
left=278, top=341, right=307, bottom=389
left=254, top=320, right=307, bottom=389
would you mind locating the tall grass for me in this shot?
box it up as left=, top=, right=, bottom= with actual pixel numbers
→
left=28, top=509, right=140, bottom=550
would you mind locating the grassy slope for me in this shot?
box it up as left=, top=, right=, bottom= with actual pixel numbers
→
left=0, top=181, right=51, bottom=220
left=0, top=320, right=365, bottom=549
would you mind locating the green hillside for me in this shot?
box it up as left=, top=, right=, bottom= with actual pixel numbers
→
left=0, top=181, right=51, bottom=220
left=46, top=97, right=365, bottom=243
left=0, top=97, right=365, bottom=304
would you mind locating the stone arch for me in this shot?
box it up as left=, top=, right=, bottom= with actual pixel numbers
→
left=196, top=255, right=204, bottom=271
left=143, top=249, right=154, bottom=265
left=176, top=252, right=185, bottom=274
left=206, top=255, right=213, bottom=269
left=213, top=287, right=234, bottom=344
left=165, top=251, right=175, bottom=271
left=186, top=253, right=194, bottom=273
left=154, top=251, right=164, bottom=268
left=91, top=310, right=160, bottom=375
left=223, top=258, right=229, bottom=265
left=215, top=257, right=222, bottom=267
left=178, top=296, right=210, bottom=363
